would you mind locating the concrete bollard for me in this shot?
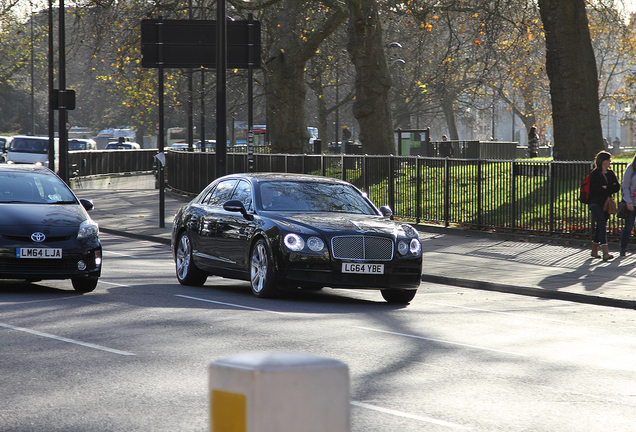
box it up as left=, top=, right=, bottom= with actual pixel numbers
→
left=209, top=352, right=349, bottom=432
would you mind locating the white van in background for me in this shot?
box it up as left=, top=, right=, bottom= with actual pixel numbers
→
left=0, top=136, right=13, bottom=163
left=6, top=136, right=58, bottom=167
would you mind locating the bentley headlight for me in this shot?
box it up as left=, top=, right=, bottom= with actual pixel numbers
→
left=307, top=236, right=325, bottom=252
left=284, top=233, right=305, bottom=252
left=397, top=240, right=409, bottom=255
left=78, top=219, right=99, bottom=238
left=410, top=238, right=422, bottom=255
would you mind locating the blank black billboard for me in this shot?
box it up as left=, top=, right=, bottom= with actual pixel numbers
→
left=141, top=19, right=261, bottom=69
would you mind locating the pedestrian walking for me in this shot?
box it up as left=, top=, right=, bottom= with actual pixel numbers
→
left=440, top=135, right=454, bottom=157
left=527, top=126, right=539, bottom=158
left=619, top=154, right=636, bottom=256
left=589, top=150, right=620, bottom=260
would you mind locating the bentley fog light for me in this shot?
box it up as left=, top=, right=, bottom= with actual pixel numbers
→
left=397, top=240, right=409, bottom=255
left=284, top=233, right=305, bottom=252
left=307, top=236, right=325, bottom=252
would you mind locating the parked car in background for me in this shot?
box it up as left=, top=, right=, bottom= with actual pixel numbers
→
left=0, top=136, right=13, bottom=163
left=0, top=164, right=102, bottom=292
left=165, top=141, right=216, bottom=151
left=105, top=141, right=141, bottom=150
left=167, top=143, right=189, bottom=150
left=6, top=136, right=57, bottom=166
left=69, top=138, right=97, bottom=151
left=172, top=173, right=423, bottom=303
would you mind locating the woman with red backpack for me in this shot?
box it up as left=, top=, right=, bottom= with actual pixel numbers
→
left=589, top=151, right=620, bottom=260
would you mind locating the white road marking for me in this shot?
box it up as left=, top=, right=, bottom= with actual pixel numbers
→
left=103, top=251, right=139, bottom=258
left=175, top=294, right=287, bottom=315
left=0, top=322, right=135, bottom=356
left=354, top=326, right=529, bottom=357
left=98, top=281, right=132, bottom=287
left=422, top=302, right=574, bottom=324
left=351, top=401, right=470, bottom=429
left=177, top=295, right=525, bottom=356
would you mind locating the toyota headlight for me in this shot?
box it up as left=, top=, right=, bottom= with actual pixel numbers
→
left=78, top=219, right=99, bottom=238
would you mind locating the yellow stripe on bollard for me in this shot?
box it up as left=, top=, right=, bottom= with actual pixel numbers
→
left=211, top=390, right=246, bottom=432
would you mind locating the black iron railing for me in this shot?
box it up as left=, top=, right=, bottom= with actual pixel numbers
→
left=68, top=149, right=158, bottom=177
left=70, top=148, right=631, bottom=239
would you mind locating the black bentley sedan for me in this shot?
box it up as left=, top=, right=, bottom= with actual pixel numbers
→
left=0, top=164, right=102, bottom=292
left=171, top=173, right=423, bottom=303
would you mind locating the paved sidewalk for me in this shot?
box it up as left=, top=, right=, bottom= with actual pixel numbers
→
left=74, top=188, right=636, bottom=309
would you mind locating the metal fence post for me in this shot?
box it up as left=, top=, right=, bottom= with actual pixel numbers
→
left=388, top=156, right=395, bottom=213
left=341, top=154, right=346, bottom=181
left=416, top=157, right=422, bottom=224
left=549, top=161, right=556, bottom=235
left=477, top=159, right=482, bottom=229
left=444, top=157, right=450, bottom=226
left=511, top=160, right=516, bottom=230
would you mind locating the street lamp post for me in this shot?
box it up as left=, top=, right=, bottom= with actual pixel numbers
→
left=30, top=12, right=35, bottom=135
left=335, top=64, right=339, bottom=151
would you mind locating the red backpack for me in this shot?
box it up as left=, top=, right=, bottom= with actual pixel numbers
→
left=579, top=172, right=591, bottom=204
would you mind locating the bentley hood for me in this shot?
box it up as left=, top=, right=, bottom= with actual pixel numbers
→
left=273, top=212, right=418, bottom=238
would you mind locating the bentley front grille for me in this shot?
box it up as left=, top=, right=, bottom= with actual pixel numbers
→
left=331, top=235, right=394, bottom=261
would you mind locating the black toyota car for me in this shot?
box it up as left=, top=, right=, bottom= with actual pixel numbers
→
left=0, top=164, right=102, bottom=292
left=172, top=173, right=423, bottom=303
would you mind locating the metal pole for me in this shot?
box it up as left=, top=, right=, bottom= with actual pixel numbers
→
left=201, top=69, right=206, bottom=151
left=335, top=64, right=339, bottom=152
left=158, top=17, right=165, bottom=228
left=199, top=1, right=206, bottom=152
left=58, top=0, right=68, bottom=184
left=30, top=12, right=35, bottom=135
left=215, top=0, right=227, bottom=178
left=247, top=13, right=254, bottom=172
left=48, top=0, right=54, bottom=172
left=187, top=0, right=193, bottom=151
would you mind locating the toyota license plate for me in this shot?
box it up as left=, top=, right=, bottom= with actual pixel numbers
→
left=17, top=248, right=62, bottom=259
left=342, top=263, right=384, bottom=274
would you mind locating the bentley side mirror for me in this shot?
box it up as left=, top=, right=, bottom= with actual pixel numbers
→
left=379, top=206, right=393, bottom=218
left=223, top=200, right=253, bottom=220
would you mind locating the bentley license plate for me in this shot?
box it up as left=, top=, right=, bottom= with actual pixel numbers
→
left=342, top=263, right=384, bottom=274
left=17, top=248, right=62, bottom=259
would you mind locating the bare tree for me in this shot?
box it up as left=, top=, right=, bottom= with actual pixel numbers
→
left=537, top=0, right=604, bottom=160
left=345, top=0, right=395, bottom=154
left=260, top=1, right=346, bottom=153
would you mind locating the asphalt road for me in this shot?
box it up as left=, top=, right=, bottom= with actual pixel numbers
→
left=2, top=233, right=636, bottom=432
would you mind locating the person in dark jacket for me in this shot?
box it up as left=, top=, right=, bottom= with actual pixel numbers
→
left=589, top=150, right=620, bottom=260
left=527, top=126, right=539, bottom=158
left=619, top=154, right=636, bottom=256
left=439, top=135, right=454, bottom=157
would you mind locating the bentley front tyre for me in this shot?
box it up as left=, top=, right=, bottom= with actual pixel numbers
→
left=381, top=289, right=417, bottom=304
left=176, top=232, right=208, bottom=286
left=250, top=239, right=278, bottom=298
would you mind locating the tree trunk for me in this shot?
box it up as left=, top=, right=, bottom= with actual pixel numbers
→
left=519, top=79, right=538, bottom=134
left=309, top=75, right=330, bottom=146
left=440, top=92, right=459, bottom=140
left=537, top=0, right=604, bottom=160
left=264, top=56, right=310, bottom=153
left=346, top=0, right=394, bottom=154
left=263, top=2, right=346, bottom=154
